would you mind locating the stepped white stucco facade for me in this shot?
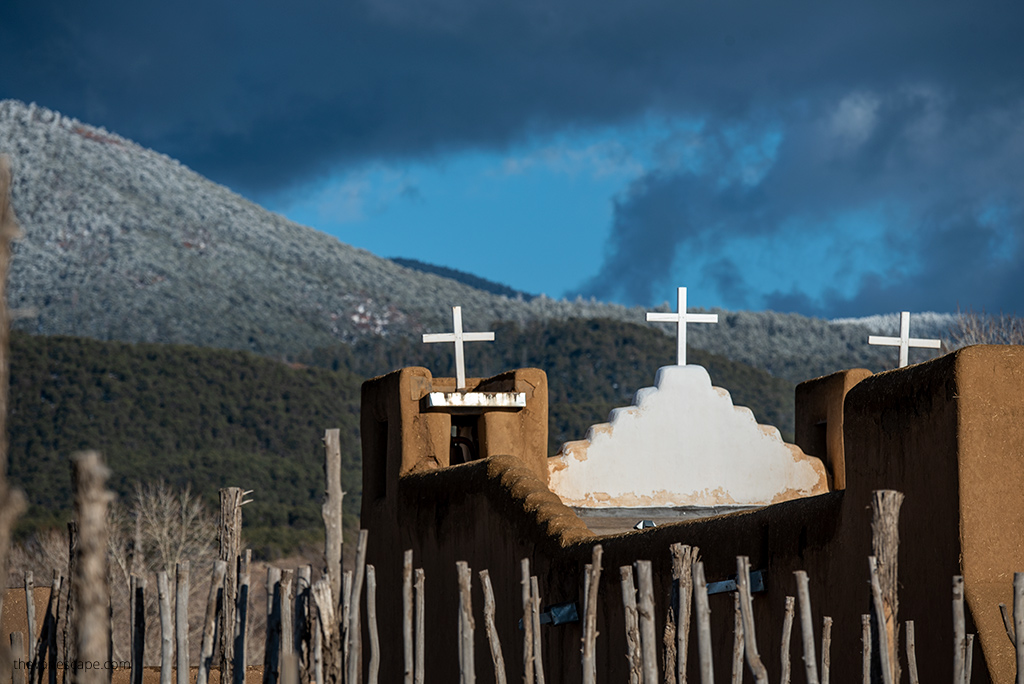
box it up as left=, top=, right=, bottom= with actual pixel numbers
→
left=547, top=365, right=829, bottom=507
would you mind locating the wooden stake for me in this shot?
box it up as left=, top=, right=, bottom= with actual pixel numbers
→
left=265, top=567, right=282, bottom=684
left=322, top=429, right=344, bottom=609
left=794, top=571, right=819, bottom=684
left=861, top=615, right=870, bottom=684
left=158, top=571, right=174, bottom=684
left=731, top=594, right=743, bottom=684
left=309, top=579, right=333, bottom=684
left=780, top=596, right=795, bottom=684
left=403, top=551, right=414, bottom=684
left=176, top=562, right=190, bottom=684
left=530, top=577, right=545, bottom=684
left=736, top=557, right=768, bottom=684
left=905, top=621, right=919, bottom=684
left=341, top=570, right=353, bottom=675
left=347, top=530, right=369, bottom=684
left=24, top=573, right=36, bottom=674
left=366, top=565, right=379, bottom=684
left=521, top=559, right=534, bottom=684
left=1015, top=572, right=1024, bottom=684
left=281, top=652, right=299, bottom=684
left=234, top=553, right=251, bottom=684
left=671, top=544, right=698, bottom=684
left=218, top=487, right=245, bottom=684
left=691, top=562, right=713, bottom=684
left=965, top=634, right=974, bottom=684
left=414, top=569, right=425, bottom=684
left=620, top=566, right=641, bottom=684
left=41, top=571, right=63, bottom=684
left=457, top=562, right=475, bottom=684
left=296, top=566, right=311, bottom=681
left=71, top=452, right=113, bottom=684
left=636, top=560, right=659, bottom=684
left=131, top=575, right=146, bottom=684
left=582, top=546, right=602, bottom=684
left=197, top=561, right=227, bottom=684
left=871, top=490, right=904, bottom=684
left=820, top=617, right=832, bottom=684
left=953, top=575, right=966, bottom=684
left=479, top=570, right=507, bottom=684
left=868, top=557, right=892, bottom=684
left=281, top=570, right=294, bottom=658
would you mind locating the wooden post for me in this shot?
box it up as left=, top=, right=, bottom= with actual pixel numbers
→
left=24, top=573, right=36, bottom=673
left=131, top=576, right=146, bottom=684
left=295, top=566, right=311, bottom=681
left=731, top=594, right=743, bottom=684
left=905, top=621, right=919, bottom=684
left=861, top=615, right=871, bottom=684
left=281, top=653, right=299, bottom=684
left=322, top=429, right=344, bottom=609
left=41, top=571, right=63, bottom=684
left=456, top=562, right=475, bottom=684
left=309, top=579, right=334, bottom=684
left=341, top=570, right=353, bottom=676
left=479, top=570, right=506, bottom=684
left=64, top=520, right=78, bottom=684
left=581, top=545, right=602, bottom=684
left=635, top=560, right=659, bottom=684
left=403, top=551, right=414, bottom=684
left=868, top=557, right=892, bottom=684
left=219, top=487, right=245, bottom=684
left=691, top=562, right=713, bottom=684
left=820, top=617, right=832, bottom=684
left=953, top=575, right=966, bottom=684
left=521, top=559, right=534, bottom=684
left=70, top=452, right=113, bottom=684
left=175, top=562, right=190, bottom=684
left=234, top=552, right=251, bottom=684
left=414, top=569, right=425, bottom=684
left=1015, top=573, right=1024, bottom=684
left=158, top=571, right=174, bottom=684
left=619, top=566, right=641, bottom=684
left=871, top=490, right=904, bottom=684
left=736, top=557, right=768, bottom=684
left=197, top=561, right=227, bottom=684
left=347, top=530, right=369, bottom=684
left=12, top=632, right=26, bottom=684
left=281, top=571, right=294, bottom=662
left=265, top=567, right=282, bottom=684
left=794, top=571, right=819, bottom=684
left=530, top=577, right=544, bottom=684
left=366, top=565, right=379, bottom=684
left=671, top=544, right=697, bottom=684
left=965, top=634, right=975, bottom=683
left=780, top=596, right=795, bottom=684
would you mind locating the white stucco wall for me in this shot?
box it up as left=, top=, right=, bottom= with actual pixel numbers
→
left=547, top=365, right=828, bottom=507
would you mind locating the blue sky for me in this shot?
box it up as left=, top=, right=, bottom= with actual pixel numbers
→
left=3, top=0, right=1023, bottom=316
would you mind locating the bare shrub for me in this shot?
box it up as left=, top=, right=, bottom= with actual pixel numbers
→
left=948, top=308, right=1024, bottom=349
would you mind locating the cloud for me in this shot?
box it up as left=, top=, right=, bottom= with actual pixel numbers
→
left=3, top=0, right=1022, bottom=200
left=576, top=85, right=1024, bottom=315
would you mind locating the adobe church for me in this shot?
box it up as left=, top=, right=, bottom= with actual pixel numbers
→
left=361, top=296, right=1024, bottom=683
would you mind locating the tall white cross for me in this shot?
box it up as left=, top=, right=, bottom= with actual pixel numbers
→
left=867, top=311, right=942, bottom=368
left=646, top=287, right=718, bottom=365
left=422, top=306, right=495, bottom=390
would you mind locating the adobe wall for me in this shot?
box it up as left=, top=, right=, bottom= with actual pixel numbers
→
left=794, top=367, right=873, bottom=489
left=362, top=348, right=1023, bottom=683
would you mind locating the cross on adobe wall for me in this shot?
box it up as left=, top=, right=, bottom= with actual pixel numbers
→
left=422, top=306, right=495, bottom=389
left=868, top=311, right=942, bottom=368
left=646, top=287, right=718, bottom=365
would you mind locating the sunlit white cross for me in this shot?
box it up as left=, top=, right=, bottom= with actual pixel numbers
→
left=422, top=306, right=495, bottom=390
left=646, top=287, right=718, bottom=365
left=868, top=311, right=942, bottom=368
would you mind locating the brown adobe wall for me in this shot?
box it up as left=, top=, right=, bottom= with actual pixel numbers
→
left=795, top=367, right=873, bottom=489
left=361, top=347, right=1024, bottom=683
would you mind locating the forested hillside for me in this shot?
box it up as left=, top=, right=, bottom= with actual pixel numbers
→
left=7, top=319, right=798, bottom=558
left=7, top=331, right=362, bottom=555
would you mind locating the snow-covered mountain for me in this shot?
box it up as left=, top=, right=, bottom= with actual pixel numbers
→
left=1, top=99, right=925, bottom=381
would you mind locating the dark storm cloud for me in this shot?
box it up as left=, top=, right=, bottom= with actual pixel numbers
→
left=2, top=0, right=1022, bottom=198
left=580, top=83, right=1024, bottom=315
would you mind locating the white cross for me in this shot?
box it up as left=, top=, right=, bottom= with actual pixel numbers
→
left=646, top=287, right=718, bottom=365
left=422, top=306, right=495, bottom=390
left=868, top=311, right=942, bottom=368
